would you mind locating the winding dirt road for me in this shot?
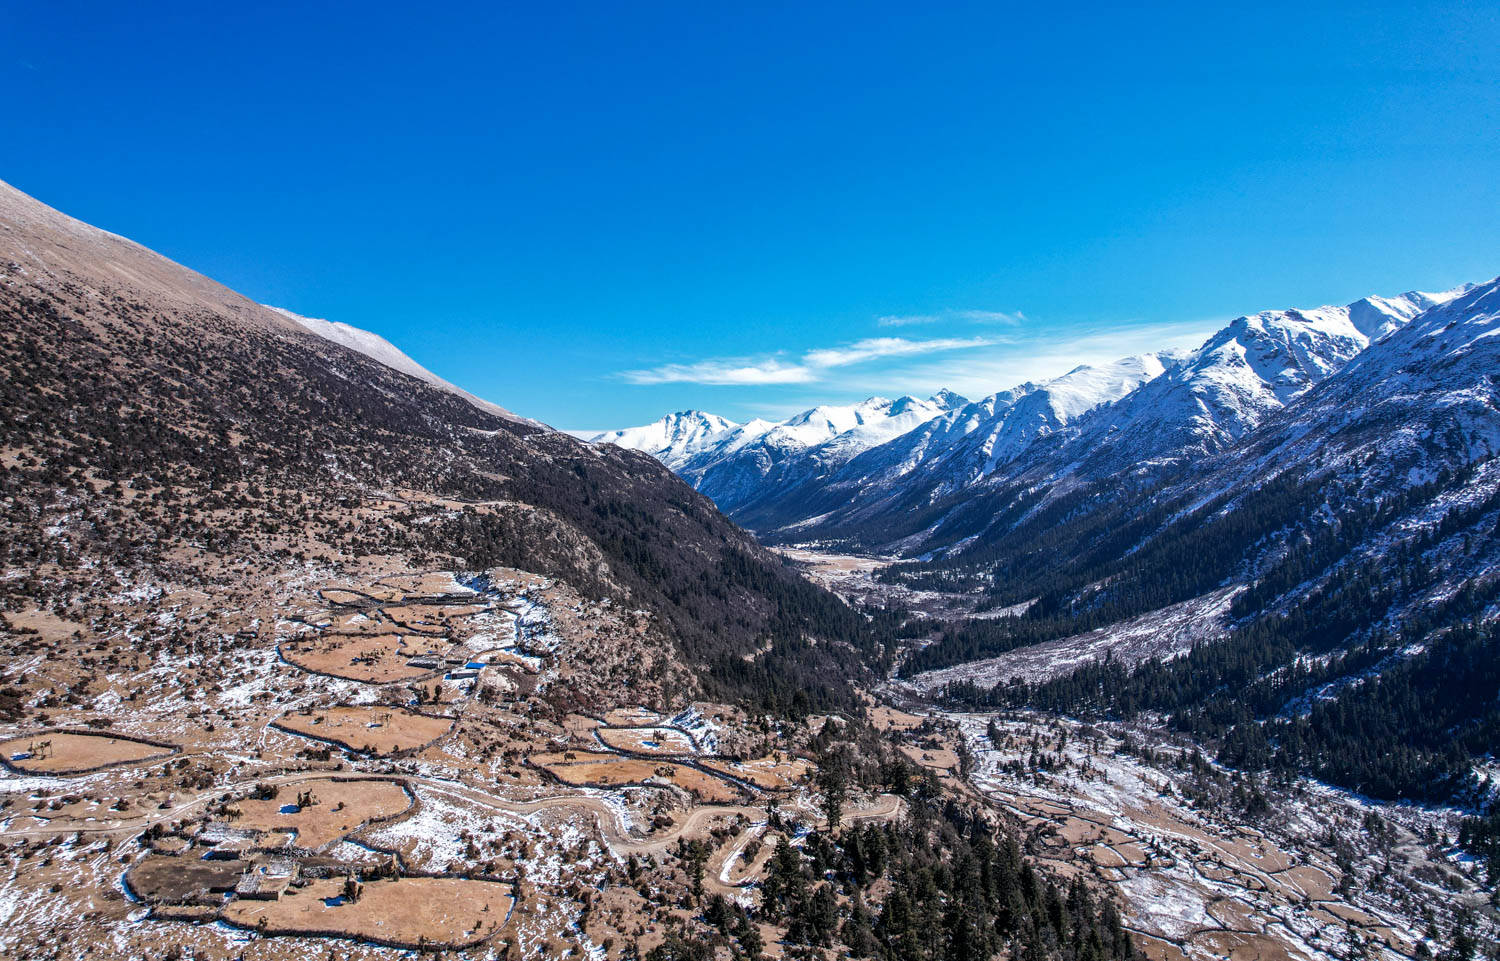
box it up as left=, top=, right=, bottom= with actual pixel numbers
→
left=1, top=767, right=903, bottom=896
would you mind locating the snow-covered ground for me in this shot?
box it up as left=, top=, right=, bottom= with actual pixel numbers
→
left=902, top=586, right=1240, bottom=692
left=947, top=709, right=1486, bottom=961
left=362, top=785, right=524, bottom=873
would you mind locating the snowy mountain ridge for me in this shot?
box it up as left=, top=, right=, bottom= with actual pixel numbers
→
left=592, top=391, right=958, bottom=480
left=588, top=410, right=741, bottom=470
left=595, top=281, right=1482, bottom=550
left=1047, top=286, right=1473, bottom=480
left=267, top=305, right=537, bottom=426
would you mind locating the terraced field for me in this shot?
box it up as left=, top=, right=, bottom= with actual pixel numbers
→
left=0, top=731, right=176, bottom=774
left=273, top=706, right=454, bottom=756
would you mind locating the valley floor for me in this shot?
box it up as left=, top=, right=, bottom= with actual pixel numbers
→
left=802, top=549, right=1497, bottom=960
left=777, top=547, right=988, bottom=617
left=927, top=707, right=1485, bottom=961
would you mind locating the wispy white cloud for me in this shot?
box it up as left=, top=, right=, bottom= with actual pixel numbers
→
left=876, top=313, right=940, bottom=327
left=619, top=358, right=813, bottom=386
left=615, top=311, right=1227, bottom=423
left=867, top=319, right=1216, bottom=400
left=619, top=336, right=995, bottom=387
left=956, top=309, right=1026, bottom=324
left=878, top=308, right=1025, bottom=327
left=802, top=336, right=994, bottom=368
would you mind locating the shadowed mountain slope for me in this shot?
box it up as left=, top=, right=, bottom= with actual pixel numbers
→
left=0, top=179, right=886, bottom=713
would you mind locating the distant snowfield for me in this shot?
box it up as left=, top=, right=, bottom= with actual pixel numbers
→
left=900, top=586, right=1242, bottom=693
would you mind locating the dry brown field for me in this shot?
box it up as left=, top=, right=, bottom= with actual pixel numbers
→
left=274, top=706, right=453, bottom=755
left=604, top=707, right=663, bottom=727
left=0, top=731, right=174, bottom=773
left=221, top=876, right=512, bottom=947
left=280, top=632, right=437, bottom=683
left=700, top=756, right=809, bottom=791
left=869, top=704, right=928, bottom=731
left=534, top=751, right=659, bottom=788
left=899, top=743, right=959, bottom=772
left=227, top=777, right=412, bottom=849
left=660, top=766, right=741, bottom=803
left=533, top=752, right=740, bottom=802
left=596, top=726, right=695, bottom=755
left=3, top=608, right=88, bottom=642
left=318, top=588, right=370, bottom=606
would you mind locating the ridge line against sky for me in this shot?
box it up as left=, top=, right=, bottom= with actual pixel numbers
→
left=5, top=3, right=1497, bottom=429
left=575, top=313, right=1222, bottom=431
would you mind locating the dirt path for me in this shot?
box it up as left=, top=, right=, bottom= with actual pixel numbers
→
left=1, top=768, right=903, bottom=879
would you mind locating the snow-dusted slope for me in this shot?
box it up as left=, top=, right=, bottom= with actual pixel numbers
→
left=1063, top=289, right=1470, bottom=475
left=1024, top=277, right=1500, bottom=653
left=884, top=351, right=1185, bottom=495
left=267, top=306, right=535, bottom=426
left=888, top=280, right=1500, bottom=807
left=1210, top=277, right=1500, bottom=496
left=726, top=352, right=1185, bottom=538
left=703, top=418, right=778, bottom=457
left=588, top=411, right=739, bottom=470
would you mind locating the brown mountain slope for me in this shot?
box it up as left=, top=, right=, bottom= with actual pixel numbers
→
left=0, top=179, right=884, bottom=713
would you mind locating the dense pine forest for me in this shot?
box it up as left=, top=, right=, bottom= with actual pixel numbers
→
left=648, top=726, right=1141, bottom=961
left=943, top=572, right=1500, bottom=803
left=899, top=459, right=1494, bottom=678
left=863, top=415, right=1500, bottom=807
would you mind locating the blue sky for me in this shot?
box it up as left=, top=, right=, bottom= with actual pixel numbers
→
left=5, top=2, right=1498, bottom=430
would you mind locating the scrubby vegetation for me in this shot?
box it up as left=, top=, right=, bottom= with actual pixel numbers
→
left=0, top=277, right=894, bottom=716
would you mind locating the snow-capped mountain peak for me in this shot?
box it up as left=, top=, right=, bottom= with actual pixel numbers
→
left=1034, top=351, right=1184, bottom=422
left=588, top=410, right=740, bottom=469
left=1343, top=284, right=1475, bottom=339
left=847, top=351, right=1182, bottom=495
left=930, top=387, right=969, bottom=411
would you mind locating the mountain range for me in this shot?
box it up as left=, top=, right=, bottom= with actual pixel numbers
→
left=592, top=283, right=1475, bottom=551
left=921, top=276, right=1500, bottom=801
left=588, top=271, right=1500, bottom=803
left=10, top=166, right=1498, bottom=807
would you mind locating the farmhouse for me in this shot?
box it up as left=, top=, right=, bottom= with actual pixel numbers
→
left=206, top=837, right=254, bottom=860
left=235, top=858, right=300, bottom=901
left=198, top=823, right=260, bottom=858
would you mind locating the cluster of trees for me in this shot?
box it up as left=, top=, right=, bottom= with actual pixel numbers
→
left=1459, top=812, right=1500, bottom=887
left=894, top=426, right=1500, bottom=810
left=653, top=801, right=1138, bottom=961
left=898, top=463, right=1478, bottom=678
left=947, top=570, right=1500, bottom=803
left=642, top=722, right=1140, bottom=961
